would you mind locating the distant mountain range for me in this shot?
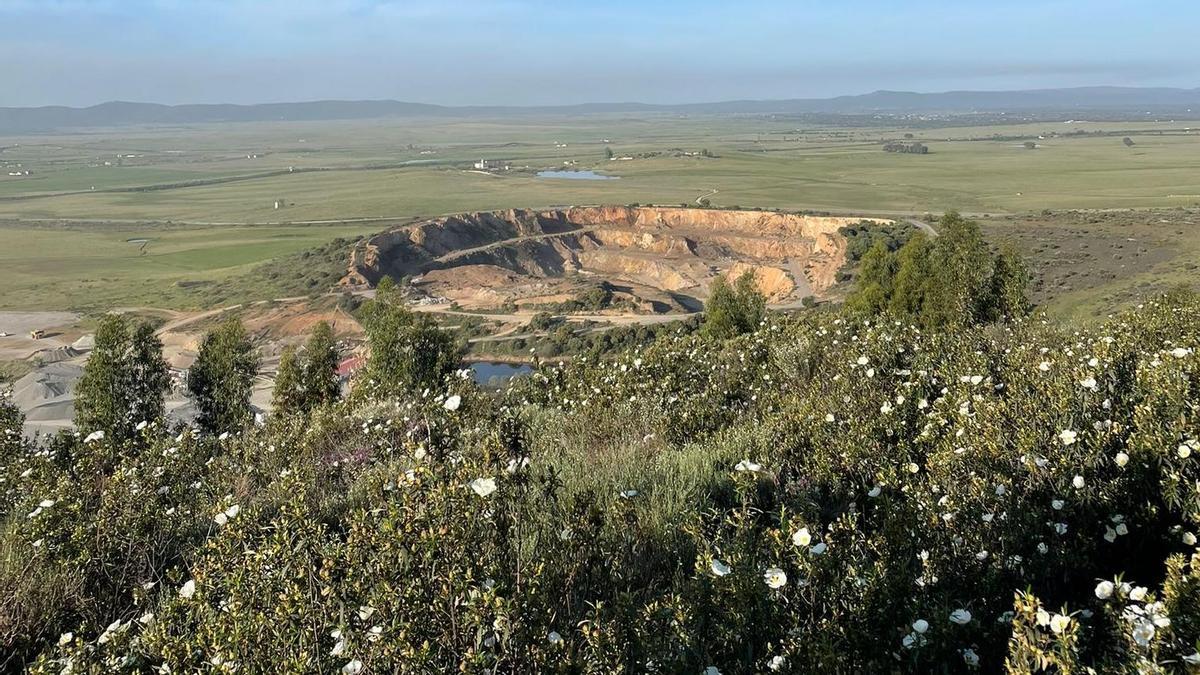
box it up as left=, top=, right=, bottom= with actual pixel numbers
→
left=3, top=86, right=1199, bottom=133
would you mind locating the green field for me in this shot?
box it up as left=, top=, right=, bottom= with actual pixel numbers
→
left=1, top=114, right=1198, bottom=311
left=0, top=223, right=380, bottom=310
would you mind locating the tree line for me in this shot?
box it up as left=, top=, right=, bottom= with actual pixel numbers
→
left=845, top=211, right=1030, bottom=327
left=69, top=276, right=464, bottom=442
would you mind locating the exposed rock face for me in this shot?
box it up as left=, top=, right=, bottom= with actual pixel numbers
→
left=342, top=206, right=887, bottom=311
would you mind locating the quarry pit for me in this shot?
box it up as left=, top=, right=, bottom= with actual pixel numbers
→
left=342, top=206, right=886, bottom=313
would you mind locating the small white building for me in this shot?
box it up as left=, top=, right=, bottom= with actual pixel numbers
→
left=473, top=159, right=511, bottom=171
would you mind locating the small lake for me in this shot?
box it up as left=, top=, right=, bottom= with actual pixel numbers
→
left=536, top=170, right=618, bottom=180
left=469, top=361, right=533, bottom=386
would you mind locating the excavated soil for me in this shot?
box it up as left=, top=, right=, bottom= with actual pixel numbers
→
left=342, top=206, right=886, bottom=312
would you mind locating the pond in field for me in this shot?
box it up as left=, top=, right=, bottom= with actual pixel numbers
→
left=536, top=170, right=618, bottom=180
left=469, top=361, right=533, bottom=386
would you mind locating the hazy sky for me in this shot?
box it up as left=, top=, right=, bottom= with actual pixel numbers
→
left=1, top=0, right=1196, bottom=107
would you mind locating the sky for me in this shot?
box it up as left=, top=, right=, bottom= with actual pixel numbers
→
left=0, top=0, right=1196, bottom=107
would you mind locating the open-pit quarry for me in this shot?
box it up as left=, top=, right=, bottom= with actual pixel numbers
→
left=341, top=206, right=886, bottom=313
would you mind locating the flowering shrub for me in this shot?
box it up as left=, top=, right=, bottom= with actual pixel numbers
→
left=4, top=294, right=1200, bottom=672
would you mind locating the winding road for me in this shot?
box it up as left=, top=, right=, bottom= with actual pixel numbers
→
left=906, top=218, right=939, bottom=238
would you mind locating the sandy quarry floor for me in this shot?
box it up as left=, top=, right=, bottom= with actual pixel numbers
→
left=0, top=311, right=82, bottom=360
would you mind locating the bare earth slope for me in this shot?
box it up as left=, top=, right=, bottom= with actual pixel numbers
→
left=342, top=206, right=886, bottom=312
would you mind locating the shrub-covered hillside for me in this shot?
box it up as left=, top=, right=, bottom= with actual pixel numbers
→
left=3, top=231, right=1200, bottom=672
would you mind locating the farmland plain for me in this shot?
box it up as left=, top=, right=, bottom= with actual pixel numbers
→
left=1, top=114, right=1198, bottom=314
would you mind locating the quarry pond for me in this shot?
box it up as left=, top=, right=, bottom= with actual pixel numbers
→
left=535, top=170, right=617, bottom=180
left=469, top=361, right=533, bottom=385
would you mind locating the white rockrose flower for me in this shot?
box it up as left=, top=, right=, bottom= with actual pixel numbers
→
left=469, top=477, right=498, bottom=497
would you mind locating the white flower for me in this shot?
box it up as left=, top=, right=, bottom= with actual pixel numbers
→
left=868, top=486, right=882, bottom=498
left=710, top=559, right=732, bottom=577
left=856, top=355, right=869, bottom=366
left=912, top=619, right=929, bottom=634
left=996, top=484, right=1007, bottom=496
left=1037, top=542, right=1049, bottom=554
left=179, top=579, right=196, bottom=599
left=1072, top=475, right=1085, bottom=489
left=548, top=631, right=563, bottom=645
left=218, top=431, right=229, bottom=441
left=136, top=420, right=149, bottom=431
left=1104, top=527, right=1117, bottom=542
left=768, top=655, right=786, bottom=671
left=824, top=413, right=835, bottom=423
left=1115, top=452, right=1129, bottom=467
left=225, top=504, right=240, bottom=519
left=1183, top=532, right=1197, bottom=546
left=357, top=605, right=376, bottom=621
left=949, top=609, right=972, bottom=625
left=1179, top=445, right=1192, bottom=459
left=811, top=542, right=828, bottom=555
left=98, top=618, right=122, bottom=643
left=58, top=632, right=73, bottom=646
left=1130, top=586, right=1148, bottom=601
left=704, top=667, right=721, bottom=675
left=792, top=527, right=812, bottom=547
left=969, top=375, right=983, bottom=386
left=1132, top=619, right=1155, bottom=646
left=1183, top=653, right=1200, bottom=665
left=907, top=462, right=920, bottom=474
left=734, top=459, right=763, bottom=473
left=367, top=625, right=383, bottom=642
left=341, top=660, right=363, bottom=675
left=84, top=430, right=105, bottom=443
left=1055, top=523, right=1068, bottom=535
left=469, top=477, right=498, bottom=497
left=1058, top=429, right=1077, bottom=445
left=1049, top=614, right=1071, bottom=634
left=443, top=395, right=462, bottom=411
left=139, top=612, right=155, bottom=625
left=619, top=489, right=638, bottom=499
left=1116, top=523, right=1128, bottom=536
left=763, top=567, right=787, bottom=589
left=38, top=498, right=54, bottom=508
left=1170, top=347, right=1191, bottom=358
left=962, top=648, right=980, bottom=667
left=1036, top=609, right=1051, bottom=626
left=1051, top=499, right=1064, bottom=510
left=1079, top=376, right=1097, bottom=390
left=1095, top=580, right=1114, bottom=599
left=1039, top=361, right=1051, bottom=371
left=330, top=638, right=345, bottom=657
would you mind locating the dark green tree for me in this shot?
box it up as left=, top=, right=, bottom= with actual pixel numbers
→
left=845, top=240, right=897, bottom=315
left=361, top=284, right=462, bottom=399
left=985, top=242, right=1032, bottom=321
left=271, top=346, right=303, bottom=418
left=605, top=146, right=614, bottom=160
left=702, top=271, right=766, bottom=339
left=299, top=321, right=340, bottom=410
left=74, top=315, right=169, bottom=441
left=920, top=212, right=994, bottom=328
left=272, top=321, right=341, bottom=418
left=0, top=391, right=24, bottom=463
left=888, top=233, right=933, bottom=316
left=188, top=319, right=259, bottom=435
